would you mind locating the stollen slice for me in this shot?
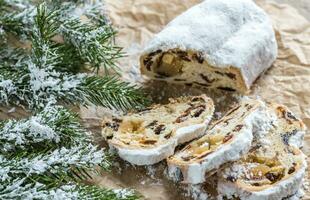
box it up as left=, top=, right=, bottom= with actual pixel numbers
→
left=102, top=95, right=214, bottom=165
left=167, top=98, right=275, bottom=184
left=217, top=103, right=307, bottom=200
left=140, top=0, right=277, bottom=94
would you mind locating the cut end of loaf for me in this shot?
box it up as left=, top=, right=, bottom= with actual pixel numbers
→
left=140, top=49, right=249, bottom=93
left=102, top=95, right=215, bottom=165
left=217, top=103, right=307, bottom=199
left=167, top=98, right=271, bottom=184
left=140, top=0, right=278, bottom=94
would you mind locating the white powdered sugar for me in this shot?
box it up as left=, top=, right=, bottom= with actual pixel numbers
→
left=218, top=157, right=307, bottom=200
left=48, top=185, right=79, bottom=200
left=0, top=25, right=4, bottom=36
left=146, top=165, right=157, bottom=179
left=142, top=0, right=277, bottom=89
left=186, top=184, right=209, bottom=200
left=288, top=131, right=305, bottom=149
left=0, top=156, right=11, bottom=182
left=112, top=121, right=208, bottom=165
left=167, top=100, right=275, bottom=184
left=303, top=177, right=310, bottom=192
left=222, top=163, right=244, bottom=181
left=217, top=103, right=307, bottom=200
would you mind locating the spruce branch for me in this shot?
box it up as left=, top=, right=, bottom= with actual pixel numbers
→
left=0, top=0, right=35, bottom=38
left=0, top=105, right=86, bottom=153
left=0, top=3, right=149, bottom=110
left=0, top=47, right=28, bottom=67
left=0, top=11, right=25, bottom=36
left=0, top=144, right=108, bottom=184
left=0, top=179, right=139, bottom=200
left=1, top=1, right=123, bottom=73
left=0, top=105, right=140, bottom=200
left=59, top=18, right=123, bottom=73
left=78, top=186, right=140, bottom=200
left=0, top=1, right=145, bottom=199
left=79, top=76, right=149, bottom=111
left=0, top=105, right=111, bottom=172
left=0, top=179, right=79, bottom=200
left=0, top=64, right=149, bottom=111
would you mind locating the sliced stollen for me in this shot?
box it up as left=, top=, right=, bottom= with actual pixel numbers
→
left=167, top=98, right=276, bottom=184
left=140, top=0, right=277, bottom=94
left=101, top=95, right=214, bottom=165
left=217, top=103, right=307, bottom=200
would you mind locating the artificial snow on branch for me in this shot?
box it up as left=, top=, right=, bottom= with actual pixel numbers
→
left=60, top=19, right=123, bottom=74
left=0, top=2, right=149, bottom=111
left=1, top=180, right=139, bottom=200
left=0, top=1, right=144, bottom=199
left=0, top=0, right=123, bottom=73
left=0, top=105, right=139, bottom=200
left=0, top=105, right=86, bottom=152
left=0, top=64, right=148, bottom=111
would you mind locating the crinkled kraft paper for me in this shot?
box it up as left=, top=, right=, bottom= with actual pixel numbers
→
left=2, top=0, right=308, bottom=199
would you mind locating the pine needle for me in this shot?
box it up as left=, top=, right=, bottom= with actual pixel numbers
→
left=0, top=1, right=145, bottom=199
left=0, top=64, right=149, bottom=111
left=79, top=76, right=150, bottom=111
left=0, top=106, right=140, bottom=199
left=0, top=4, right=148, bottom=110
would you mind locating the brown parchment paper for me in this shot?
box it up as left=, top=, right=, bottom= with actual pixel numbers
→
left=80, top=0, right=310, bottom=199
left=0, top=0, right=308, bottom=199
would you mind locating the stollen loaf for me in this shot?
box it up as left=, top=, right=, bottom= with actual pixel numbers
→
left=140, top=0, right=277, bottom=93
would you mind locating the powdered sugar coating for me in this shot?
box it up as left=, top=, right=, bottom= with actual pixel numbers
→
left=217, top=155, right=307, bottom=200
left=217, top=103, right=307, bottom=200
left=167, top=101, right=275, bottom=184
left=106, top=95, right=215, bottom=166
left=180, top=126, right=253, bottom=184
left=110, top=122, right=210, bottom=165
left=142, top=0, right=277, bottom=89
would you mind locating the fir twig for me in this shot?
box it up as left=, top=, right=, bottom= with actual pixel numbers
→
left=0, top=1, right=145, bottom=199
left=0, top=105, right=85, bottom=153
left=0, top=64, right=149, bottom=110
left=78, top=186, right=140, bottom=200
left=0, top=3, right=149, bottom=111
left=1, top=1, right=124, bottom=73
left=0, top=0, right=35, bottom=38
left=0, top=106, right=140, bottom=199
left=59, top=19, right=123, bottom=73
left=0, top=144, right=109, bottom=184
left=0, top=179, right=140, bottom=200
left=79, top=76, right=149, bottom=111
